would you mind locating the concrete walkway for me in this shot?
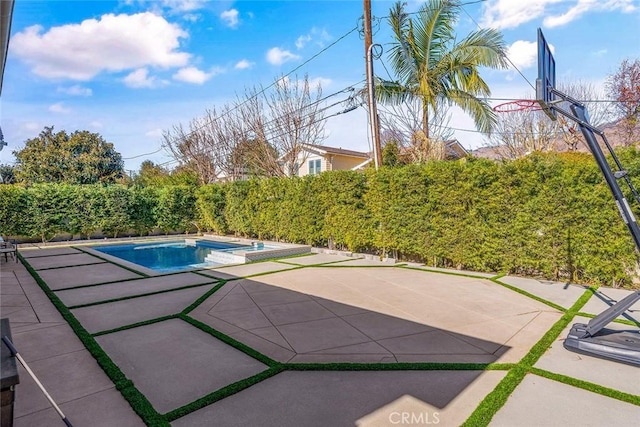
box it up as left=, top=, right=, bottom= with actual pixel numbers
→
left=1, top=245, right=638, bottom=426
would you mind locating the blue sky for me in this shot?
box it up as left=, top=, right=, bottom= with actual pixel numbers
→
left=2, top=0, right=639, bottom=171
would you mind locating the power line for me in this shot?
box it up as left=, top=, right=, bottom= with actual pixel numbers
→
left=155, top=24, right=360, bottom=163
left=156, top=90, right=364, bottom=169
left=122, top=147, right=164, bottom=160
left=457, top=5, right=535, bottom=90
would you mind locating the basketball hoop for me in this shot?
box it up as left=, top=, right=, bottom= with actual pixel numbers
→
left=493, top=99, right=543, bottom=113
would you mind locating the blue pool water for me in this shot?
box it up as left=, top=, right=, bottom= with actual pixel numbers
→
left=93, top=240, right=259, bottom=273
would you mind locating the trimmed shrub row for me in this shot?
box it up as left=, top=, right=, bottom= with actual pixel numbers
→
left=1, top=151, right=639, bottom=287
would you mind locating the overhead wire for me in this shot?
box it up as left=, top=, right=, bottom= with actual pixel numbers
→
left=152, top=23, right=361, bottom=165
left=155, top=84, right=366, bottom=169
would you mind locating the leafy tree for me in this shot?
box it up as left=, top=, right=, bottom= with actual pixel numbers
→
left=606, top=58, right=640, bottom=145
left=0, top=164, right=15, bottom=184
left=135, top=160, right=172, bottom=186
left=14, top=126, right=124, bottom=184
left=379, top=0, right=507, bottom=140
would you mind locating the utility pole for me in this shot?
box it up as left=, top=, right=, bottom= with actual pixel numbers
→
left=364, top=0, right=382, bottom=169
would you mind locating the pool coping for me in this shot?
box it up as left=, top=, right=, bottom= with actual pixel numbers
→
left=79, top=237, right=312, bottom=276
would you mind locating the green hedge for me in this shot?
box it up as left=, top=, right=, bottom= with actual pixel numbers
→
left=1, top=151, right=639, bottom=287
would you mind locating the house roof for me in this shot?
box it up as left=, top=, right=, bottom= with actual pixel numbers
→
left=444, top=139, right=469, bottom=159
left=302, top=144, right=370, bottom=159
left=0, top=0, right=14, bottom=97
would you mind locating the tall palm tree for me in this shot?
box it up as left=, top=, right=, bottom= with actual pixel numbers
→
left=379, top=0, right=508, bottom=140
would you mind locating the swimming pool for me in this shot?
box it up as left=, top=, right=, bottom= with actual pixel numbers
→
left=91, top=238, right=310, bottom=273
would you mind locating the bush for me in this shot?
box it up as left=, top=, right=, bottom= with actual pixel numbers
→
left=2, top=149, right=639, bottom=287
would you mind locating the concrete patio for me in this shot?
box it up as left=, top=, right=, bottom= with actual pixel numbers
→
left=1, top=244, right=638, bottom=426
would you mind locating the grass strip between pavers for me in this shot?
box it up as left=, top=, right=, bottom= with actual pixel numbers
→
left=91, top=314, right=180, bottom=337
left=73, top=246, right=150, bottom=277
left=575, top=311, right=640, bottom=328
left=66, top=281, right=219, bottom=309
left=274, top=256, right=359, bottom=267
left=491, top=277, right=566, bottom=312
left=529, top=367, right=640, bottom=406
left=461, top=286, right=597, bottom=427
left=18, top=253, right=168, bottom=427
left=404, top=266, right=567, bottom=312
left=402, top=265, right=497, bottom=280
left=163, top=366, right=285, bottom=422
left=52, top=275, right=150, bottom=292
left=283, top=362, right=515, bottom=371
left=319, top=263, right=408, bottom=268
left=179, top=314, right=279, bottom=367
left=30, top=261, right=108, bottom=271
left=181, top=281, right=228, bottom=314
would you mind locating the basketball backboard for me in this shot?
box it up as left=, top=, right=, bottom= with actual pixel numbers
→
left=536, top=28, right=556, bottom=120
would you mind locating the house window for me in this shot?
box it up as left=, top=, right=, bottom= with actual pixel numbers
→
left=308, top=159, right=321, bottom=175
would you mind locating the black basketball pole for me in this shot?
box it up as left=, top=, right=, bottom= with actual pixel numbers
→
left=568, top=104, right=640, bottom=251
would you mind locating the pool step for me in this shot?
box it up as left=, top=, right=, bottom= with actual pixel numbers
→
left=204, top=250, right=247, bottom=265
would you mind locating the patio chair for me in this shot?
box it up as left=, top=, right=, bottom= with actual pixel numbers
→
left=0, top=238, right=18, bottom=263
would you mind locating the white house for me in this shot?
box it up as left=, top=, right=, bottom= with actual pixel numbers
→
left=284, top=144, right=372, bottom=177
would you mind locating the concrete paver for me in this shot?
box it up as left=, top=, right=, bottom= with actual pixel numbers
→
left=12, top=323, right=85, bottom=362
left=15, top=388, right=145, bottom=427
left=218, top=267, right=560, bottom=363
left=330, top=258, right=397, bottom=266
left=26, top=253, right=105, bottom=270
left=171, top=370, right=507, bottom=427
left=194, top=277, right=508, bottom=363
left=71, top=285, right=214, bottom=333
left=37, top=263, right=142, bottom=289
left=197, top=261, right=298, bottom=279
left=501, top=275, right=589, bottom=309
left=4, top=245, right=637, bottom=427
left=14, top=350, right=115, bottom=418
left=96, top=319, right=267, bottom=414
left=19, top=247, right=81, bottom=258
left=580, top=287, right=640, bottom=322
left=55, top=272, right=215, bottom=306
left=408, top=265, right=497, bottom=278
left=1, top=256, right=136, bottom=427
left=535, top=316, right=640, bottom=396
left=278, top=253, right=356, bottom=265
left=490, top=374, right=640, bottom=426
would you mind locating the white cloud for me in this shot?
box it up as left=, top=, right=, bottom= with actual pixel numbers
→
left=482, top=0, right=637, bottom=30
left=234, top=59, right=254, bottom=70
left=544, top=0, right=636, bottom=28
left=145, top=128, right=163, bottom=138
left=592, top=49, right=608, bottom=57
left=220, top=9, right=239, bottom=28
left=163, top=0, right=206, bottom=12
left=481, top=0, right=561, bottom=29
left=295, top=27, right=332, bottom=50
left=58, top=85, right=92, bottom=96
left=173, top=66, right=222, bottom=84
left=505, top=39, right=555, bottom=71
left=295, top=34, right=312, bottom=49
left=131, top=0, right=207, bottom=14
left=49, top=102, right=71, bottom=113
left=506, top=40, right=538, bottom=69
left=89, top=121, right=103, bottom=129
left=12, top=12, right=190, bottom=80
left=182, top=13, right=201, bottom=23
left=308, top=77, right=332, bottom=89
left=123, top=68, right=168, bottom=88
left=266, top=47, right=300, bottom=66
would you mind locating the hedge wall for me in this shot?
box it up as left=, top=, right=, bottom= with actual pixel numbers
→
left=1, top=151, right=638, bottom=287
